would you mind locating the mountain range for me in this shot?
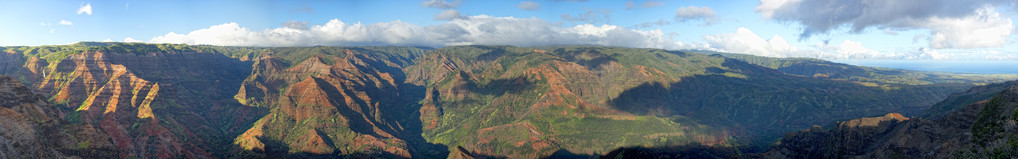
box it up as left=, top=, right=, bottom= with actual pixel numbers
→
left=0, top=42, right=1016, bottom=158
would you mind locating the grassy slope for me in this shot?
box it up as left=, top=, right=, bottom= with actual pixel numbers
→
left=4, top=43, right=1014, bottom=158
left=408, top=46, right=985, bottom=157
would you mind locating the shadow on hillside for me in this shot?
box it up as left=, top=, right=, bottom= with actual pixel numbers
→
left=230, top=137, right=417, bottom=159
left=605, top=58, right=860, bottom=150
left=474, top=45, right=510, bottom=62
left=606, top=58, right=956, bottom=153
left=597, top=143, right=744, bottom=159
left=662, top=50, right=691, bottom=58
left=320, top=52, right=453, bottom=158
left=551, top=48, right=618, bottom=70
left=608, top=58, right=775, bottom=121
left=452, top=71, right=537, bottom=97
left=540, top=149, right=599, bottom=159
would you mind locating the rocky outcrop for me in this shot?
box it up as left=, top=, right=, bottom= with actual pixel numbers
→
left=0, top=75, right=118, bottom=158
left=234, top=50, right=424, bottom=158
left=39, top=51, right=212, bottom=158
left=764, top=85, right=1018, bottom=158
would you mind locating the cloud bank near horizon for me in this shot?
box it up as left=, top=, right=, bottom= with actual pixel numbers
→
left=757, top=0, right=1015, bottom=49
left=144, top=11, right=1014, bottom=61
left=149, top=15, right=699, bottom=50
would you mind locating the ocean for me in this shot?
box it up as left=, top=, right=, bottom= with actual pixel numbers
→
left=832, top=60, right=1018, bottom=74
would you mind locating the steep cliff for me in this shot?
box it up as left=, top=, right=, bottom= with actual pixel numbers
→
left=764, top=84, right=1018, bottom=158
left=408, top=46, right=974, bottom=158
left=0, top=75, right=118, bottom=158
left=2, top=43, right=259, bottom=158
left=232, top=47, right=441, bottom=158
left=1, top=43, right=1014, bottom=158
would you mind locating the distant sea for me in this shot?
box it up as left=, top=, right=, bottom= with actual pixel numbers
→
left=832, top=60, right=1018, bottom=74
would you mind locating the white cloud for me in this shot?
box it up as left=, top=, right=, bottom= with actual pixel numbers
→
left=58, top=20, right=73, bottom=26
left=422, top=0, right=460, bottom=9
left=282, top=20, right=309, bottom=30
left=49, top=28, right=55, bottom=33
left=831, top=40, right=890, bottom=59
left=140, top=15, right=1009, bottom=61
left=435, top=9, right=466, bottom=20
left=756, top=0, right=800, bottom=19
left=124, top=37, right=142, bottom=43
left=103, top=38, right=113, bottom=42
left=756, top=0, right=1014, bottom=49
left=926, top=7, right=1013, bottom=49
left=147, top=16, right=688, bottom=49
left=914, top=47, right=950, bottom=60
left=703, top=27, right=798, bottom=57
left=77, top=3, right=92, bottom=15
left=675, top=6, right=717, bottom=25
left=518, top=1, right=540, bottom=11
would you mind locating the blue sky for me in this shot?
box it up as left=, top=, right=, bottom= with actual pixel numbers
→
left=2, top=0, right=1017, bottom=61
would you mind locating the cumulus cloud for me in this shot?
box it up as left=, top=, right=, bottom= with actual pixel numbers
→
left=756, top=0, right=1014, bottom=49
left=58, top=20, right=73, bottom=26
left=701, top=29, right=913, bottom=60
left=704, top=27, right=798, bottom=57
left=77, top=3, right=92, bottom=15
left=124, top=37, right=142, bottom=43
left=827, top=40, right=897, bottom=59
left=422, top=0, right=460, bottom=9
left=435, top=9, right=466, bottom=20
left=675, top=6, right=717, bottom=25
left=103, top=38, right=113, bottom=42
left=518, top=1, right=540, bottom=11
left=147, top=15, right=690, bottom=49
left=282, top=20, right=309, bottom=30
left=926, top=8, right=1013, bottom=49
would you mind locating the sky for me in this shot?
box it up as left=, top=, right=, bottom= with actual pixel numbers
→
left=2, top=0, right=1018, bottom=61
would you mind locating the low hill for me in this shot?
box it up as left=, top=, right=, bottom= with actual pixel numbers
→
left=763, top=82, right=1018, bottom=158
left=689, top=50, right=1018, bottom=85
left=0, top=43, right=1014, bottom=158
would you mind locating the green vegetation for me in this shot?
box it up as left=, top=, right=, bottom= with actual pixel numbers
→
left=1, top=43, right=1015, bottom=158
left=922, top=81, right=1018, bottom=119
left=412, top=46, right=997, bottom=157
left=692, top=50, right=1018, bottom=85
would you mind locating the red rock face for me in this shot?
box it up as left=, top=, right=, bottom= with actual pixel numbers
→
left=35, top=51, right=209, bottom=158
left=0, top=75, right=118, bottom=158
left=235, top=50, right=418, bottom=157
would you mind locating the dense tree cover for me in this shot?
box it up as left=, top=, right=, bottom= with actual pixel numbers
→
left=0, top=42, right=1015, bottom=158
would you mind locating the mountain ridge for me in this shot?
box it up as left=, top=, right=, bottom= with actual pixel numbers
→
left=0, top=42, right=1016, bottom=158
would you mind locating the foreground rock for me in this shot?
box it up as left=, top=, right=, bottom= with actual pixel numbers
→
left=764, top=86, right=1018, bottom=158
left=0, top=75, right=118, bottom=158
